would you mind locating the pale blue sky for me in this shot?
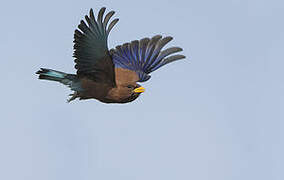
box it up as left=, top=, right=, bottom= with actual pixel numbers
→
left=0, top=0, right=283, bottom=180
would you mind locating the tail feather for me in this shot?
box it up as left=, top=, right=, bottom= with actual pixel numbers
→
left=36, top=68, right=82, bottom=92
left=36, top=68, right=66, bottom=82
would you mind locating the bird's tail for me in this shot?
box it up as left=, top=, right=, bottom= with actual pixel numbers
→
left=36, top=68, right=72, bottom=83
left=36, top=68, right=82, bottom=102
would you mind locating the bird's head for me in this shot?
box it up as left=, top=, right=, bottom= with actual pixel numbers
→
left=104, top=68, right=146, bottom=103
left=119, top=83, right=145, bottom=103
left=106, top=82, right=145, bottom=103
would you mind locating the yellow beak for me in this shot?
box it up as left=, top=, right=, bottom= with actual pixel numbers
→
left=133, top=86, right=145, bottom=93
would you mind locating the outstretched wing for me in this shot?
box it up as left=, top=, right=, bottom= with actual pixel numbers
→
left=73, top=7, right=119, bottom=86
left=110, top=35, right=185, bottom=82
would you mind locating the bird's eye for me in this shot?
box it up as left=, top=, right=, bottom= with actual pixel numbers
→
left=127, top=85, right=133, bottom=89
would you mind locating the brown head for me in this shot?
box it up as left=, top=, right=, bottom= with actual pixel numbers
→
left=105, top=68, right=145, bottom=103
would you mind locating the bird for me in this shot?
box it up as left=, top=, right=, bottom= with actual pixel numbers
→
left=36, top=7, right=186, bottom=103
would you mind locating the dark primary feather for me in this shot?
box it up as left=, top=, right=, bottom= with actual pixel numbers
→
left=73, top=7, right=118, bottom=86
left=110, top=35, right=185, bottom=82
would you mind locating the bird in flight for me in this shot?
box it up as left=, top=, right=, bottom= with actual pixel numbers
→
left=36, top=7, right=185, bottom=103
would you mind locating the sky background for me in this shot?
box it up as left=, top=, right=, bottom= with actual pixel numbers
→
left=0, top=0, right=283, bottom=179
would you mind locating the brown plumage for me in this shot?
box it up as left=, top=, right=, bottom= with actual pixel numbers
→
left=36, top=7, right=186, bottom=103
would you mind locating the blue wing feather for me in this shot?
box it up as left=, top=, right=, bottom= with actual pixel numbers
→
left=111, top=35, right=185, bottom=82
